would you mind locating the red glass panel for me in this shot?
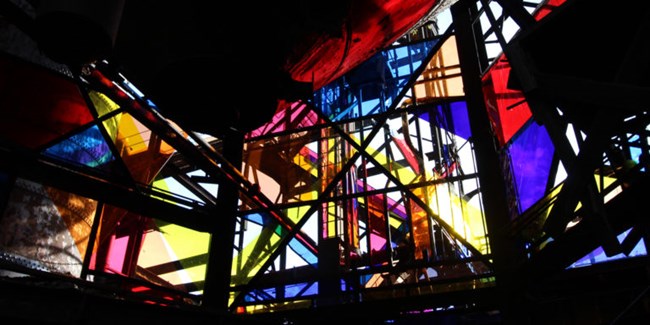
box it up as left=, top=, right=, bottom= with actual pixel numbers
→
left=481, top=56, right=532, bottom=146
left=0, top=55, right=93, bottom=148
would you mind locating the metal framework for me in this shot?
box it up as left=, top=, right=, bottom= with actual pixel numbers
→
left=0, top=0, right=649, bottom=324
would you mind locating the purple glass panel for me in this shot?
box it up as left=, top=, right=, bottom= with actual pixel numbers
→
left=450, top=101, right=471, bottom=140
left=509, top=122, right=554, bottom=212
left=417, top=101, right=471, bottom=140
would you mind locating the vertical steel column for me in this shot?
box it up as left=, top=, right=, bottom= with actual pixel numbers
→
left=202, top=128, right=244, bottom=312
left=451, top=1, right=528, bottom=324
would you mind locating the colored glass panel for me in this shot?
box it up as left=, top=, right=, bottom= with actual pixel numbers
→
left=246, top=101, right=325, bottom=138
left=234, top=12, right=497, bottom=308
left=535, top=0, right=569, bottom=21
left=242, top=130, right=321, bottom=206
left=412, top=35, right=464, bottom=102
left=44, top=125, right=115, bottom=168
left=392, top=134, right=421, bottom=174
left=481, top=55, right=532, bottom=146
left=478, top=0, right=569, bottom=148
left=448, top=101, right=472, bottom=140
left=367, top=192, right=390, bottom=266
left=114, top=113, right=175, bottom=185
left=315, top=40, right=438, bottom=121
left=289, top=0, right=439, bottom=90
left=0, top=55, right=93, bottom=148
left=285, top=282, right=317, bottom=298
left=508, top=121, right=554, bottom=213
left=232, top=215, right=283, bottom=285
left=88, top=90, right=123, bottom=143
left=137, top=221, right=210, bottom=294
left=90, top=204, right=147, bottom=276
left=428, top=181, right=488, bottom=255
left=89, top=90, right=121, bottom=118
left=410, top=186, right=432, bottom=260
left=479, top=0, right=570, bottom=225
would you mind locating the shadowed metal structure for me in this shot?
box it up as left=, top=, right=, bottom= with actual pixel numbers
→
left=0, top=0, right=649, bottom=324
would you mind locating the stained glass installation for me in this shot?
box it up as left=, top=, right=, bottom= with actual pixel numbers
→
left=479, top=0, right=569, bottom=224
left=235, top=36, right=495, bottom=308
left=236, top=95, right=492, bottom=311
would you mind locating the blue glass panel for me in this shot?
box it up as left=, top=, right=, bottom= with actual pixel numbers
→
left=289, top=237, right=318, bottom=265
left=262, top=287, right=276, bottom=299
left=387, top=41, right=432, bottom=78
left=285, top=282, right=317, bottom=298
left=315, top=39, right=438, bottom=121
left=244, top=212, right=265, bottom=225
left=417, top=101, right=471, bottom=140
left=244, top=282, right=318, bottom=302
left=244, top=288, right=276, bottom=302
left=450, top=101, right=472, bottom=140
left=508, top=122, right=554, bottom=212
left=44, top=125, right=114, bottom=167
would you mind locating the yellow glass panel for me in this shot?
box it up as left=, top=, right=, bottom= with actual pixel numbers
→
left=286, top=206, right=311, bottom=224
left=327, top=201, right=337, bottom=237
left=88, top=90, right=122, bottom=141
left=388, top=214, right=404, bottom=229
left=88, top=90, right=120, bottom=118
left=113, top=113, right=175, bottom=184
left=231, top=227, right=282, bottom=284
left=137, top=225, right=209, bottom=293
left=115, top=113, right=151, bottom=157
left=293, top=147, right=318, bottom=178
left=299, top=190, right=318, bottom=201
